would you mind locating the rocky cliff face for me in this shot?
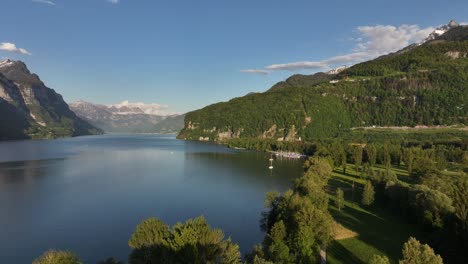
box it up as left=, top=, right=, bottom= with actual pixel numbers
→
left=0, top=59, right=101, bottom=140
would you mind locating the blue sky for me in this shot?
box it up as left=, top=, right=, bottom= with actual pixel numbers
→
left=1, top=0, right=467, bottom=113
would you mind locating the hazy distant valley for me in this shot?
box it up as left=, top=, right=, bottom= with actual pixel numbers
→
left=69, top=100, right=185, bottom=134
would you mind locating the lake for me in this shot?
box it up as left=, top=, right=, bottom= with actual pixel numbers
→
left=0, top=134, right=303, bottom=263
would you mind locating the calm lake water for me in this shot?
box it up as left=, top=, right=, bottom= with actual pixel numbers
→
left=0, top=134, right=302, bottom=263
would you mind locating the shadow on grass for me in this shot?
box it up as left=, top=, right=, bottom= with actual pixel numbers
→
left=328, top=203, right=419, bottom=264
left=327, top=240, right=363, bottom=264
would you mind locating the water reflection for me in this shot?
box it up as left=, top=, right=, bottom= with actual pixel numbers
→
left=0, top=135, right=302, bottom=263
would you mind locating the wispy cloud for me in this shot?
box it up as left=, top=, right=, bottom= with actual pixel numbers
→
left=242, top=24, right=434, bottom=74
left=265, top=61, right=326, bottom=71
left=108, top=0, right=120, bottom=4
left=32, top=0, right=56, bottom=6
left=240, top=69, right=271, bottom=75
left=0, top=42, right=32, bottom=55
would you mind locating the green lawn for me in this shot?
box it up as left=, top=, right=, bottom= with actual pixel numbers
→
left=326, top=164, right=424, bottom=264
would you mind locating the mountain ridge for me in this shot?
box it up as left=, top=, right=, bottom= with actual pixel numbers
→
left=0, top=59, right=101, bottom=140
left=70, top=100, right=184, bottom=134
left=178, top=24, right=468, bottom=142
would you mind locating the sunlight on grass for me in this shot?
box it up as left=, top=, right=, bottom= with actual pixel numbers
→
left=326, top=163, right=423, bottom=264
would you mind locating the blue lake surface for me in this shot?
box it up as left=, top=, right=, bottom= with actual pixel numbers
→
left=0, top=134, right=302, bottom=263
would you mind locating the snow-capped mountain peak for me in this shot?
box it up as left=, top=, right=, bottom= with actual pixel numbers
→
left=0, top=59, right=15, bottom=69
left=326, top=65, right=347, bottom=75
left=422, top=20, right=460, bottom=43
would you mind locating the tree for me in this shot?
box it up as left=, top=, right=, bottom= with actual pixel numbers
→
left=370, top=255, right=390, bottom=264
left=367, top=144, right=377, bottom=167
left=304, top=157, right=333, bottom=184
left=453, top=177, right=468, bottom=231
left=33, top=250, right=82, bottom=264
left=128, top=218, right=171, bottom=249
left=353, top=146, right=363, bottom=172
left=409, top=185, right=454, bottom=228
left=403, top=148, right=414, bottom=174
left=252, top=256, right=274, bottom=264
left=379, top=144, right=392, bottom=170
left=362, top=181, right=375, bottom=206
left=336, top=188, right=345, bottom=211
left=410, top=157, right=437, bottom=183
left=97, top=258, right=124, bottom=264
left=341, top=148, right=347, bottom=174
left=399, top=237, right=443, bottom=264
left=129, top=216, right=241, bottom=264
left=266, top=221, right=292, bottom=263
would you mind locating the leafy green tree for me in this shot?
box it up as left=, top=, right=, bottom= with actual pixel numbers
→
left=33, top=250, right=82, bottom=264
left=97, top=258, right=124, bottom=264
left=402, top=148, right=415, bottom=174
left=353, top=146, right=363, bottom=172
left=128, top=218, right=171, bottom=249
left=370, top=254, right=390, bottom=264
left=129, top=216, right=241, bottom=264
left=399, top=237, right=443, bottom=264
left=258, top=157, right=335, bottom=263
left=453, top=177, right=468, bottom=231
left=265, top=221, right=292, bottom=263
left=362, top=181, right=375, bottom=206
left=252, top=256, right=274, bottom=264
left=410, top=157, right=436, bottom=182
left=383, top=147, right=391, bottom=171
left=336, top=188, right=345, bottom=211
left=304, top=156, right=333, bottom=184
left=409, top=185, right=454, bottom=228
left=294, top=175, right=329, bottom=210
left=367, top=144, right=377, bottom=167
left=341, top=149, right=347, bottom=174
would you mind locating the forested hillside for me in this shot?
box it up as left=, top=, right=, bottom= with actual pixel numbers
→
left=178, top=27, right=468, bottom=142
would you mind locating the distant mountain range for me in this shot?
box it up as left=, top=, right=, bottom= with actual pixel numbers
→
left=0, top=59, right=101, bottom=140
left=69, top=100, right=184, bottom=134
left=178, top=21, right=468, bottom=141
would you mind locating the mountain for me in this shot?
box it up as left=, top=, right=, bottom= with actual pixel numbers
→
left=70, top=100, right=184, bottom=133
left=0, top=59, right=101, bottom=140
left=150, top=114, right=185, bottom=134
left=178, top=24, right=468, bottom=142
left=423, top=20, right=460, bottom=43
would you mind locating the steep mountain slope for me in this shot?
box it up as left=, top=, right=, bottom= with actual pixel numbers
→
left=178, top=25, right=468, bottom=142
left=150, top=114, right=185, bottom=134
left=70, top=100, right=184, bottom=133
left=0, top=60, right=101, bottom=140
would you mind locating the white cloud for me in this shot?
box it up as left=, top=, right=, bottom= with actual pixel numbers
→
left=265, top=61, right=326, bottom=71
left=0, top=42, right=32, bottom=55
left=32, top=0, right=55, bottom=5
left=110, top=100, right=179, bottom=116
left=108, top=0, right=120, bottom=4
left=460, top=22, right=468, bottom=25
left=244, top=23, right=434, bottom=73
left=355, top=24, right=433, bottom=54
left=240, top=69, right=271, bottom=75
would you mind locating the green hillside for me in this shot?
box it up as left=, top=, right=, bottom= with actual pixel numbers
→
left=178, top=27, right=468, bottom=142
